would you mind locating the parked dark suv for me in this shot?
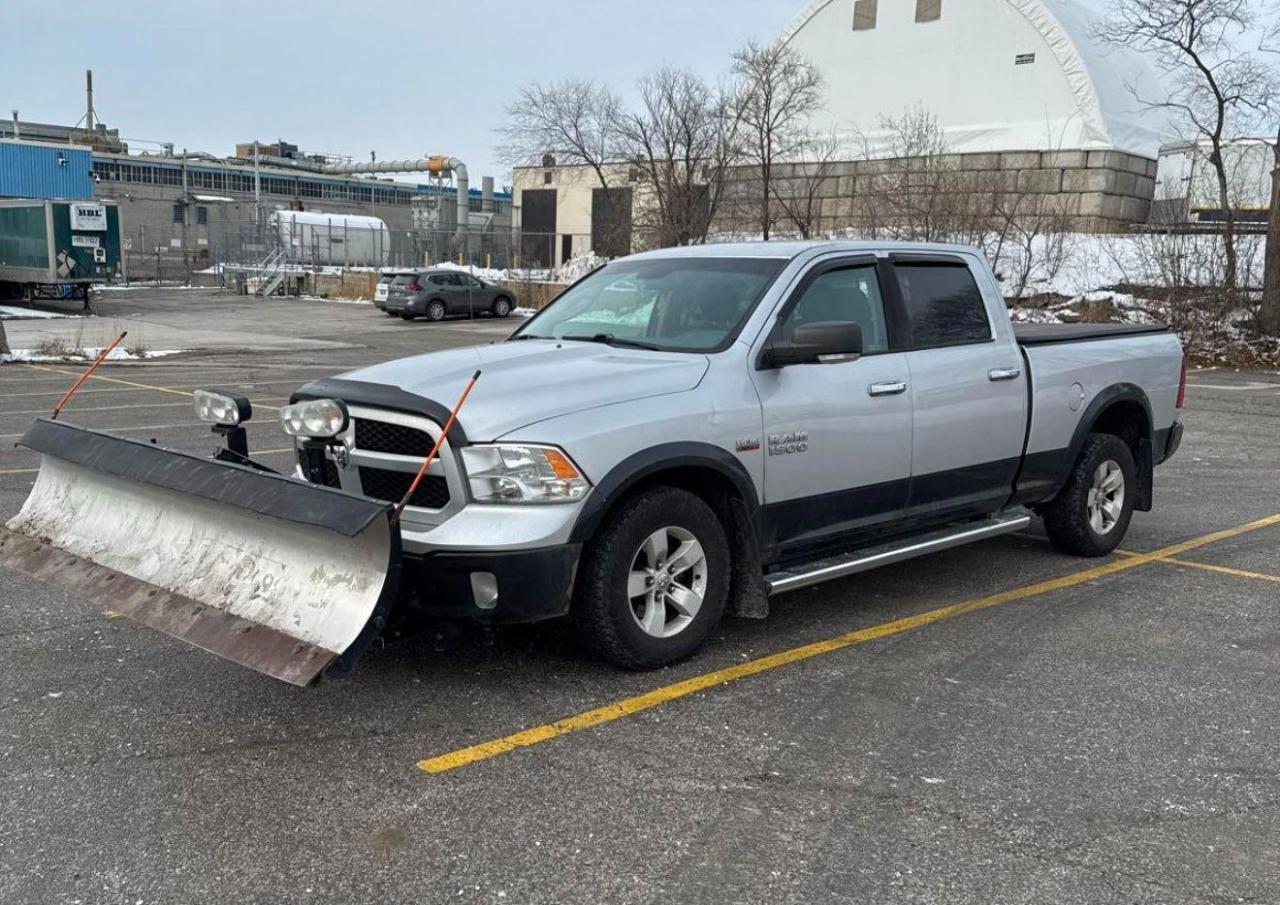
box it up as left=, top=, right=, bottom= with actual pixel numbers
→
left=385, top=269, right=515, bottom=322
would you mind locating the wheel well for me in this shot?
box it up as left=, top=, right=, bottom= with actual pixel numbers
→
left=1088, top=399, right=1154, bottom=511
left=601, top=465, right=768, bottom=619
left=1090, top=399, right=1150, bottom=450
left=623, top=465, right=742, bottom=515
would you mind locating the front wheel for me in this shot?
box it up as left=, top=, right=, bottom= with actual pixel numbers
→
left=491, top=297, right=512, bottom=318
left=1040, top=433, right=1136, bottom=557
left=573, top=487, right=729, bottom=670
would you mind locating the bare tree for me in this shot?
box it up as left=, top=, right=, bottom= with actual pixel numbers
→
left=770, top=130, right=844, bottom=239
left=498, top=78, right=628, bottom=255
left=1093, top=0, right=1279, bottom=303
left=615, top=68, right=740, bottom=247
left=731, top=41, right=825, bottom=241
left=1261, top=5, right=1280, bottom=333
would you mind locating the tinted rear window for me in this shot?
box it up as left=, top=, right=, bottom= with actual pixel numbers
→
left=391, top=275, right=418, bottom=286
left=896, top=263, right=991, bottom=348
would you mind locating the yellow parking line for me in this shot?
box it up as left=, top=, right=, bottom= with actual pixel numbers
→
left=0, top=468, right=38, bottom=475
left=21, top=365, right=282, bottom=411
left=1118, top=549, right=1280, bottom=585
left=417, top=514, right=1280, bottom=775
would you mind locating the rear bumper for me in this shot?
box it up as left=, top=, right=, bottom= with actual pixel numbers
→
left=1157, top=421, right=1184, bottom=464
left=404, top=543, right=581, bottom=623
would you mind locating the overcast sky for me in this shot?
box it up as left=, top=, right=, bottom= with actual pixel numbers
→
left=0, top=0, right=801, bottom=187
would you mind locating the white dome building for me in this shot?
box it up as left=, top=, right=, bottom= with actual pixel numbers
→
left=780, top=0, right=1171, bottom=158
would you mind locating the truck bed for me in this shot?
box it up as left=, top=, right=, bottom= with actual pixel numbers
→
left=1014, top=322, right=1170, bottom=345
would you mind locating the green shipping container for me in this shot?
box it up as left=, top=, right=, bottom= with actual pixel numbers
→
left=0, top=198, right=123, bottom=288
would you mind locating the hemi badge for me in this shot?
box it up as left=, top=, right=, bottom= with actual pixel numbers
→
left=735, top=439, right=761, bottom=453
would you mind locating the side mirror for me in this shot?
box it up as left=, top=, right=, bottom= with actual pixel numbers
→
left=762, top=321, right=864, bottom=369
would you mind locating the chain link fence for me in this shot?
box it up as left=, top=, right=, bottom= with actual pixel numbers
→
left=116, top=213, right=592, bottom=289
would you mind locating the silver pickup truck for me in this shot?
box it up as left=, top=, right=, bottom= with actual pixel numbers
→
left=2, top=240, right=1186, bottom=684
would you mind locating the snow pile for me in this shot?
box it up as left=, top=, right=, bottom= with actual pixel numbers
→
left=0, top=306, right=79, bottom=320
left=1, top=347, right=186, bottom=364
left=993, top=232, right=1270, bottom=299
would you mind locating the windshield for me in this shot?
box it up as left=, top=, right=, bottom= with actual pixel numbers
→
left=513, top=257, right=786, bottom=352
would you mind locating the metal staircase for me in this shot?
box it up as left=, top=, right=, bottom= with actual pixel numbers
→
left=251, top=248, right=290, bottom=297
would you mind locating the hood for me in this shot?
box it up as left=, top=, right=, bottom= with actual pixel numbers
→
left=321, top=339, right=709, bottom=440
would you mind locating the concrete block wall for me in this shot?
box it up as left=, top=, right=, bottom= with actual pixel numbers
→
left=720, top=148, right=1158, bottom=236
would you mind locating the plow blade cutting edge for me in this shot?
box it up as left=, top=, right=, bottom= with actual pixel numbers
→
left=0, top=419, right=401, bottom=686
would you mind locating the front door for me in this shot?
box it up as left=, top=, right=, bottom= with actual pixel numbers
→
left=891, top=255, right=1028, bottom=519
left=751, top=257, right=913, bottom=557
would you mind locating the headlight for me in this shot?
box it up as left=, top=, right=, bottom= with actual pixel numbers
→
left=280, top=399, right=349, bottom=438
left=461, top=444, right=590, bottom=504
left=194, top=389, right=252, bottom=427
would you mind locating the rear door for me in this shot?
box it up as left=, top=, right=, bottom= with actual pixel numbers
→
left=441, top=273, right=471, bottom=314
left=751, top=256, right=914, bottom=556
left=890, top=254, right=1028, bottom=519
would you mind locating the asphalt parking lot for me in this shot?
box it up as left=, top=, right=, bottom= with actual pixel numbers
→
left=2, top=288, right=1279, bottom=904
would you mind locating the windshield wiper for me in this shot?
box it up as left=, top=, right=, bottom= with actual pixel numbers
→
left=560, top=333, right=662, bottom=351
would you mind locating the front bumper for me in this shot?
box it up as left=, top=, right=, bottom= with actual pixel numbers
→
left=404, top=543, right=581, bottom=623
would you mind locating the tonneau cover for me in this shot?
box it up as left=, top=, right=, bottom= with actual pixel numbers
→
left=1014, top=322, right=1170, bottom=346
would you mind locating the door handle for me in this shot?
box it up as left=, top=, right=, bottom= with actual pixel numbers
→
left=868, top=381, right=908, bottom=397
left=988, top=368, right=1022, bottom=382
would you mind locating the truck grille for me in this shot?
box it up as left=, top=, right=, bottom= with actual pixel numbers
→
left=358, top=466, right=451, bottom=509
left=354, top=418, right=434, bottom=457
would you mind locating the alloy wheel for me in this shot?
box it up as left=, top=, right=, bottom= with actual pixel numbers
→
left=1087, top=459, right=1125, bottom=535
left=627, top=526, right=708, bottom=639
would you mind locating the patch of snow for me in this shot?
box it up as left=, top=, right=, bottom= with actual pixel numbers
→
left=0, top=305, right=79, bottom=320
left=298, top=295, right=373, bottom=306
left=1, top=348, right=186, bottom=364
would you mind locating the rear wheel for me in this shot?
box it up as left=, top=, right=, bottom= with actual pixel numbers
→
left=1040, top=433, right=1136, bottom=557
left=425, top=300, right=447, bottom=322
left=491, top=296, right=512, bottom=318
left=399, top=312, right=415, bottom=321
left=573, top=487, right=729, bottom=670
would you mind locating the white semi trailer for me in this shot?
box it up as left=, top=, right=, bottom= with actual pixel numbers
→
left=270, top=210, right=391, bottom=267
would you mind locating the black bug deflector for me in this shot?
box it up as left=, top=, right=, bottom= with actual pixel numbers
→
left=0, top=419, right=402, bottom=686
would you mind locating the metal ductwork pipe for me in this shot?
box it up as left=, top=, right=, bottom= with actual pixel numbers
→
left=428, top=156, right=469, bottom=245
left=319, top=159, right=432, bottom=175
left=322, top=155, right=470, bottom=245
left=481, top=176, right=494, bottom=214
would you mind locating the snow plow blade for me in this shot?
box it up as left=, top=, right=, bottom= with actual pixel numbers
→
left=0, top=419, right=401, bottom=686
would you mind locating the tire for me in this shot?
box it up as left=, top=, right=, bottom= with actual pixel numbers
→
left=1040, top=433, right=1136, bottom=557
left=425, top=300, right=447, bottom=322
left=399, top=312, right=415, bottom=321
left=573, top=487, right=730, bottom=670
left=384, top=310, right=398, bottom=317
left=491, top=296, right=512, bottom=318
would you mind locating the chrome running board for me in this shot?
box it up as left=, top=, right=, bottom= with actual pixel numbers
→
left=766, top=509, right=1033, bottom=595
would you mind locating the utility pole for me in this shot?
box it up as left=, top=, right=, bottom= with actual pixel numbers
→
left=253, top=141, right=262, bottom=227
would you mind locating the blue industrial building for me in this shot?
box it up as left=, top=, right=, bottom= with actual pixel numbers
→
left=0, top=139, right=95, bottom=200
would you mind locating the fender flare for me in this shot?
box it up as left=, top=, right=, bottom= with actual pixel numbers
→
left=1054, top=382, right=1154, bottom=508
left=569, top=442, right=761, bottom=544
